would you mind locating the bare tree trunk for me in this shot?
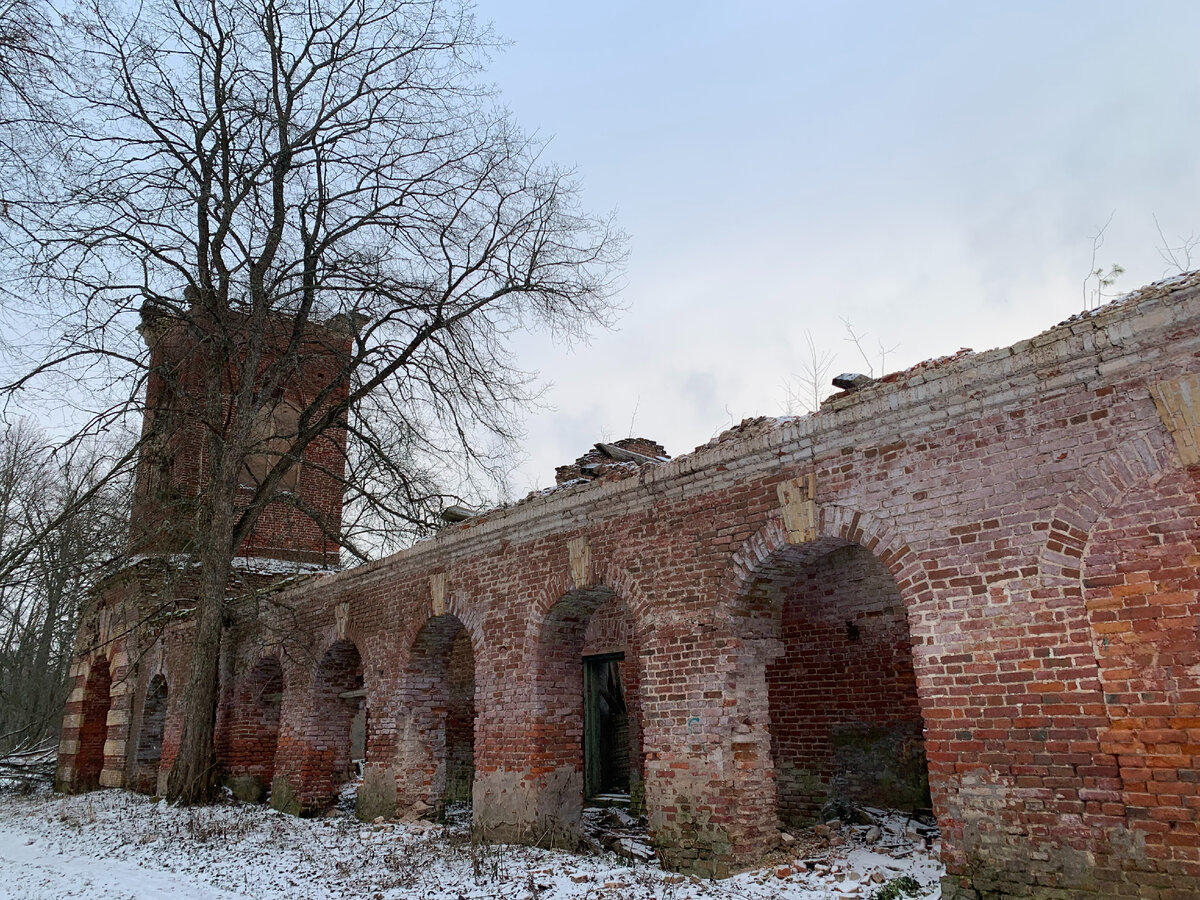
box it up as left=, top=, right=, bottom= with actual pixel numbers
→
left=165, top=535, right=234, bottom=803
left=166, top=386, right=239, bottom=802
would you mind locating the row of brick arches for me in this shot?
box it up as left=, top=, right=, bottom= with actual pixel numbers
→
left=56, top=283, right=1200, bottom=897
left=75, top=536, right=934, bottom=848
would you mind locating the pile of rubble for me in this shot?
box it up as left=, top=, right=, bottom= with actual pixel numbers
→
left=553, top=439, right=670, bottom=485
left=580, top=805, right=655, bottom=863
left=578, top=801, right=941, bottom=899
left=761, top=805, right=941, bottom=897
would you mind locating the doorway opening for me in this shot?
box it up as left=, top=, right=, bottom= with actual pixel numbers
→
left=134, top=674, right=167, bottom=794
left=75, top=656, right=112, bottom=791
left=752, top=540, right=934, bottom=829
left=583, top=652, right=630, bottom=802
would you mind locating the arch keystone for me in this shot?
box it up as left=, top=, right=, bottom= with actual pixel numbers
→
left=568, top=535, right=592, bottom=588
left=1151, top=374, right=1200, bottom=466
left=778, top=473, right=818, bottom=543
left=429, top=572, right=448, bottom=616
left=334, top=601, right=350, bottom=641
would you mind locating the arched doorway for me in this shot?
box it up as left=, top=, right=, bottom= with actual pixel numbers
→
left=75, top=655, right=112, bottom=791
left=309, top=640, right=365, bottom=811
left=744, top=539, right=933, bottom=830
left=134, top=674, right=168, bottom=794
left=531, top=587, right=644, bottom=844
left=396, top=614, right=476, bottom=817
left=223, top=656, right=284, bottom=801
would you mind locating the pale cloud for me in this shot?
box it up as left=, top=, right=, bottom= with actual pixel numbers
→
left=482, top=0, right=1200, bottom=490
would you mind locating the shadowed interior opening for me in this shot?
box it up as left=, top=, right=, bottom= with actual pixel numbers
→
left=135, top=674, right=168, bottom=794
left=749, top=541, right=933, bottom=828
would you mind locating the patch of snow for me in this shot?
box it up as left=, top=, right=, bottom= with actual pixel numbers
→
left=0, top=788, right=944, bottom=900
left=115, top=554, right=338, bottom=578
left=230, top=557, right=339, bottom=576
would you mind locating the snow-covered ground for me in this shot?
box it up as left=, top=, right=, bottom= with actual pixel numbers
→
left=0, top=787, right=943, bottom=899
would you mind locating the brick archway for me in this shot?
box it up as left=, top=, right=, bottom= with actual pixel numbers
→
left=720, top=504, right=933, bottom=622
left=511, top=557, right=649, bottom=847
left=395, top=613, right=477, bottom=816
left=704, top=504, right=936, bottom=858
left=300, top=639, right=364, bottom=813
left=134, top=674, right=168, bottom=794
left=527, top=557, right=656, bottom=647
left=222, top=655, right=284, bottom=801
left=75, top=653, right=113, bottom=792
left=1037, top=432, right=1174, bottom=585
left=526, top=583, right=619, bottom=846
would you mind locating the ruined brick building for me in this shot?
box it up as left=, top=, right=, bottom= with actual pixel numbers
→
left=57, top=275, right=1200, bottom=898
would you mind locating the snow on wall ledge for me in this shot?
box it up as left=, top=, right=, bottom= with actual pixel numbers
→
left=58, top=273, right=1200, bottom=900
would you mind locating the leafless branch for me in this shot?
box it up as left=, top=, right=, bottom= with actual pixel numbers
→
left=1153, top=214, right=1198, bottom=276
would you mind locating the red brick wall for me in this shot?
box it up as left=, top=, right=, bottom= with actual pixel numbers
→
left=1083, top=466, right=1200, bottom=887
left=130, top=315, right=348, bottom=565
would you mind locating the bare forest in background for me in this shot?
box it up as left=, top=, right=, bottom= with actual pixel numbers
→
left=0, top=423, right=129, bottom=783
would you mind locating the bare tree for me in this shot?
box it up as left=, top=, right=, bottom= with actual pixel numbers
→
left=1083, top=212, right=1124, bottom=310
left=0, top=422, right=129, bottom=773
left=5, top=0, right=624, bottom=802
left=1154, top=214, right=1199, bottom=276
left=841, top=318, right=898, bottom=380
left=0, top=0, right=63, bottom=193
left=782, top=330, right=834, bottom=415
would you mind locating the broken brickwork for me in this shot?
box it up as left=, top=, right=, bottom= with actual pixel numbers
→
left=130, top=307, right=349, bottom=566
left=57, top=274, right=1200, bottom=898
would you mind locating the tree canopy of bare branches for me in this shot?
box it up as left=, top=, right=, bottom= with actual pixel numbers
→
left=2, top=0, right=625, bottom=802
left=0, top=0, right=64, bottom=202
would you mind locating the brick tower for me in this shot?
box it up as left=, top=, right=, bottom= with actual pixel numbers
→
left=55, top=306, right=350, bottom=794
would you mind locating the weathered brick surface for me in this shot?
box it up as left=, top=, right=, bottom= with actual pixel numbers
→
left=129, top=312, right=348, bottom=566
left=59, top=274, right=1200, bottom=896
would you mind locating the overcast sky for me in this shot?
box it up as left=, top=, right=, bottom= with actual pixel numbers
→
left=471, top=1, right=1200, bottom=496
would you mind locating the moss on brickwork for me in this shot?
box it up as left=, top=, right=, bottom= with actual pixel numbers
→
left=269, top=776, right=301, bottom=816
left=355, top=768, right=397, bottom=822
left=628, top=776, right=645, bottom=817
left=225, top=775, right=267, bottom=803
left=941, top=843, right=1110, bottom=900
left=444, top=769, right=472, bottom=805
left=652, top=794, right=735, bottom=878
left=830, top=722, right=929, bottom=811
left=534, top=769, right=584, bottom=848
left=775, top=763, right=824, bottom=827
